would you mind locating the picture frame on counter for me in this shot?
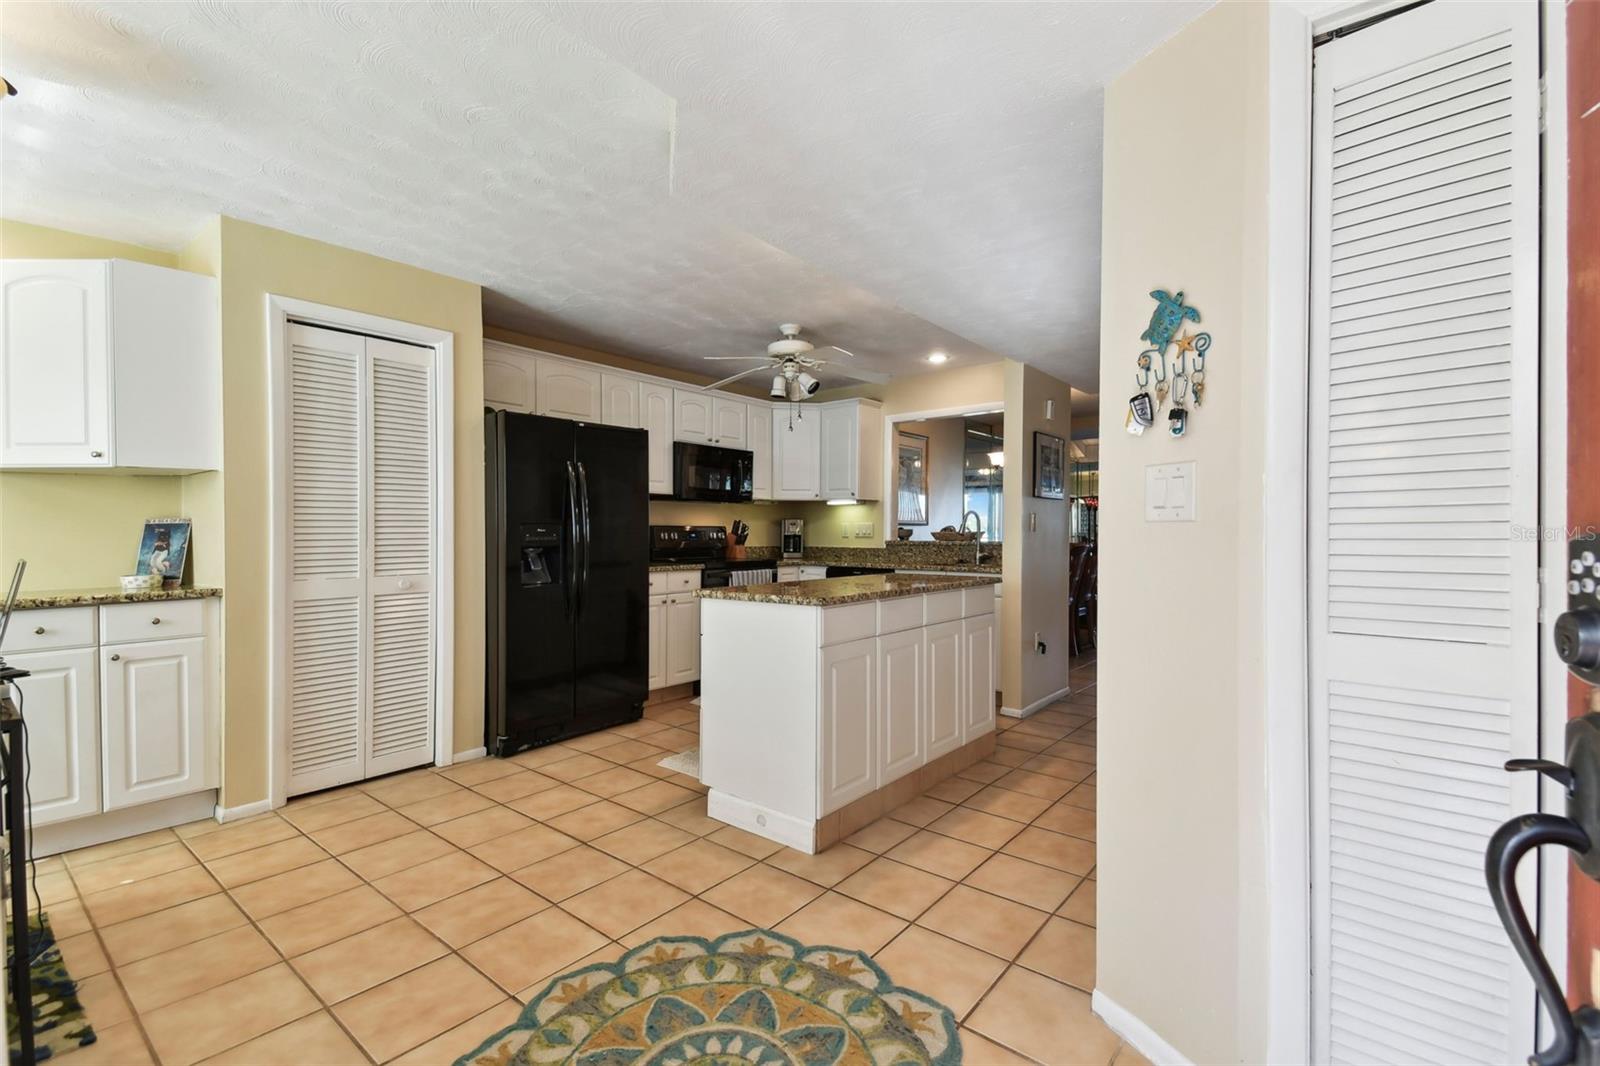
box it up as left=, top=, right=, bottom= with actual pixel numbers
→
left=135, top=517, right=192, bottom=588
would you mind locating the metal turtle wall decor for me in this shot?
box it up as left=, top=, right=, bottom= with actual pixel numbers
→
left=1128, top=288, right=1212, bottom=438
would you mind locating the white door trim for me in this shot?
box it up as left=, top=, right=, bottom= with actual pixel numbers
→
left=265, top=294, right=455, bottom=809
left=1262, top=2, right=1572, bottom=1062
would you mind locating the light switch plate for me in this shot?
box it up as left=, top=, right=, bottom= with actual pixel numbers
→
left=1145, top=461, right=1196, bottom=522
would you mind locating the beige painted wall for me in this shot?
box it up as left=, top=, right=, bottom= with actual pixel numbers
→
left=1000, top=361, right=1073, bottom=712
left=1095, top=3, right=1272, bottom=1062
left=0, top=220, right=201, bottom=590
left=209, top=217, right=483, bottom=807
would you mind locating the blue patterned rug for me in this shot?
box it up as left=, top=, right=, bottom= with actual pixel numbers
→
left=7, top=913, right=96, bottom=1065
left=457, top=928, right=960, bottom=1066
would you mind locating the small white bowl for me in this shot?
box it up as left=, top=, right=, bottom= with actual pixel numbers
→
left=120, top=574, right=163, bottom=592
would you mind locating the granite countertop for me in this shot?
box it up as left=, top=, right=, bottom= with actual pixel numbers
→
left=16, top=587, right=223, bottom=610
left=884, top=562, right=1001, bottom=574
left=648, top=563, right=705, bottom=573
left=697, top=572, right=998, bottom=607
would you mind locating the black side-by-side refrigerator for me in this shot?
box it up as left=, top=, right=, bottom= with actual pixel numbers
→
left=485, top=411, right=648, bottom=756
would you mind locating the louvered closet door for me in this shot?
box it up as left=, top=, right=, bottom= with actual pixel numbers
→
left=1308, top=4, right=1539, bottom=1064
left=287, top=323, right=366, bottom=793
left=364, top=337, right=435, bottom=777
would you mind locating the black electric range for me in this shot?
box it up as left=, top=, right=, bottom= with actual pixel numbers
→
left=649, top=526, right=778, bottom=588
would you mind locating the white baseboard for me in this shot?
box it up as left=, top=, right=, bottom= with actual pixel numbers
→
left=706, top=789, right=816, bottom=854
left=453, top=747, right=488, bottom=764
left=214, top=797, right=275, bottom=823
left=1092, top=990, right=1193, bottom=1066
left=33, top=791, right=218, bottom=857
left=1001, top=684, right=1072, bottom=719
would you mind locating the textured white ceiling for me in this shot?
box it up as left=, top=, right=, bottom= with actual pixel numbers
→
left=0, top=1, right=1207, bottom=390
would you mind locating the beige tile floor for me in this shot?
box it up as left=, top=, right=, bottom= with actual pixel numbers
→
left=26, top=654, right=1143, bottom=1065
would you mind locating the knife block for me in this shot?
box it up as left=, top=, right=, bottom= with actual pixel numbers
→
left=726, top=545, right=747, bottom=560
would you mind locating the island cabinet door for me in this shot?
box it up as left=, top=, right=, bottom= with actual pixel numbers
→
left=820, top=636, right=877, bottom=812
left=963, top=614, right=996, bottom=740
left=877, top=629, right=924, bottom=783
left=924, top=620, right=964, bottom=760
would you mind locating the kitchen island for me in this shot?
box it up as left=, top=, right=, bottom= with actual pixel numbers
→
left=697, top=573, right=999, bottom=852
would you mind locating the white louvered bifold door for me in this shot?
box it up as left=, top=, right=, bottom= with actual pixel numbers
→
left=363, top=337, right=435, bottom=778
left=287, top=323, right=366, bottom=794
left=285, top=324, right=438, bottom=796
left=1309, top=3, right=1539, bottom=1064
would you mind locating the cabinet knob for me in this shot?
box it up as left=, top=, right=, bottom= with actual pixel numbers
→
left=110, top=653, right=121, bottom=661
left=150, top=617, right=161, bottom=625
left=33, top=626, right=44, bottom=636
left=90, top=450, right=104, bottom=458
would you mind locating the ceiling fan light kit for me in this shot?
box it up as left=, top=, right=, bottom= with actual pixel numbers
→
left=701, top=323, right=857, bottom=398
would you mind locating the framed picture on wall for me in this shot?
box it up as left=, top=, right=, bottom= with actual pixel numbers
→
left=896, top=431, right=929, bottom=525
left=135, top=517, right=192, bottom=588
left=1033, top=432, right=1066, bottom=500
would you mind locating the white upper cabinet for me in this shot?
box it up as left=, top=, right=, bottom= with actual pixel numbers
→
left=673, top=389, right=714, bottom=444
left=1, top=259, right=219, bottom=471
left=818, top=399, right=884, bottom=502
left=748, top=403, right=773, bottom=500
left=773, top=406, right=821, bottom=500
left=711, top=397, right=748, bottom=449
left=640, top=381, right=674, bottom=495
left=483, top=343, right=536, bottom=412
left=600, top=373, right=640, bottom=428
left=535, top=358, right=602, bottom=421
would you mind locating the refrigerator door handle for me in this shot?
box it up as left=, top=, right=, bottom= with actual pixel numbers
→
left=576, top=461, right=592, bottom=616
left=565, top=460, right=580, bottom=621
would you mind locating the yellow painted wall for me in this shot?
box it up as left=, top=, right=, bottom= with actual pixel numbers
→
left=1094, top=3, right=1273, bottom=1061
left=211, top=217, right=483, bottom=807
left=0, top=220, right=202, bottom=589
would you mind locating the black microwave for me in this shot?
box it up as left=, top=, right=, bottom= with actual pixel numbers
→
left=673, top=441, right=753, bottom=503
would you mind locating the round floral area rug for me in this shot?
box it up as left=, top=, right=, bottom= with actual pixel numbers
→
left=457, top=928, right=961, bottom=1066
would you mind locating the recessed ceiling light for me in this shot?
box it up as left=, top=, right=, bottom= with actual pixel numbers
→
left=927, top=351, right=948, bottom=364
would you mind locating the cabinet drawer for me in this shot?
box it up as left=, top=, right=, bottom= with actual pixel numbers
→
left=821, top=603, right=876, bottom=647
left=877, top=596, right=924, bottom=635
left=100, top=599, right=205, bottom=643
left=649, top=572, right=669, bottom=596
left=6, top=607, right=95, bottom=653
left=667, top=571, right=700, bottom=594
left=963, top=586, right=996, bottom=618
left=924, top=590, right=964, bottom=625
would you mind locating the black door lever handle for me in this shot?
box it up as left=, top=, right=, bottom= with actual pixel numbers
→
left=1487, top=813, right=1594, bottom=1066
left=1507, top=758, right=1578, bottom=793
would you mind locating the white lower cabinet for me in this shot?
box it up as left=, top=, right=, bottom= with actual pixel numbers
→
left=820, top=637, right=876, bottom=811
left=665, top=594, right=701, bottom=686
left=5, top=648, right=99, bottom=825
left=924, top=620, right=964, bottom=760
left=101, top=637, right=207, bottom=809
left=963, top=613, right=997, bottom=739
left=5, top=601, right=217, bottom=831
left=648, top=571, right=702, bottom=689
left=877, top=628, right=924, bottom=782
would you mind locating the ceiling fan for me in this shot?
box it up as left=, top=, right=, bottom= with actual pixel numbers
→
left=701, top=324, right=856, bottom=400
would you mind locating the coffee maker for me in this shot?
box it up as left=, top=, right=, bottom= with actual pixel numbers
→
left=781, top=518, right=804, bottom=559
